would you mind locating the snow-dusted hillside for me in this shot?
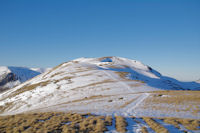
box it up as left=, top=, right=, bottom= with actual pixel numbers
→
left=0, top=66, right=50, bottom=92
left=0, top=57, right=200, bottom=119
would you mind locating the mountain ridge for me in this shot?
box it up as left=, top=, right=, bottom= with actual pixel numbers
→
left=0, top=56, right=199, bottom=119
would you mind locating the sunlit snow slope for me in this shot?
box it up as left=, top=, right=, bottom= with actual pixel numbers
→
left=0, top=57, right=200, bottom=118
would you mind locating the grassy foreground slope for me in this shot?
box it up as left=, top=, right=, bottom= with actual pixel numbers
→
left=0, top=112, right=200, bottom=133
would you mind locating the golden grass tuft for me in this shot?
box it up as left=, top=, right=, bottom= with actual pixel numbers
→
left=105, top=116, right=112, bottom=126
left=143, top=117, right=168, bottom=133
left=115, top=116, right=127, bottom=133
left=79, top=116, right=107, bottom=133
left=178, top=119, right=200, bottom=130
left=163, top=117, right=200, bottom=130
left=141, top=126, right=148, bottom=133
left=163, top=118, right=180, bottom=129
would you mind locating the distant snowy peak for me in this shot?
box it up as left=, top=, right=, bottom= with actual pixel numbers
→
left=0, top=66, right=49, bottom=92
left=6, top=67, right=41, bottom=82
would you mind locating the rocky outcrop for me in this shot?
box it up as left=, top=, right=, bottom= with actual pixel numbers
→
left=0, top=73, right=18, bottom=86
left=0, top=73, right=18, bottom=92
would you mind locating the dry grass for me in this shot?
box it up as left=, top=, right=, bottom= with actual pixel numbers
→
left=0, top=81, right=49, bottom=113
left=69, top=68, right=93, bottom=75
left=65, top=95, right=112, bottom=105
left=0, top=102, right=14, bottom=113
left=42, top=63, right=65, bottom=78
left=163, top=118, right=180, bottom=129
left=115, top=71, right=130, bottom=79
left=105, top=116, right=112, bottom=126
left=0, top=112, right=108, bottom=133
left=98, top=56, right=113, bottom=61
left=78, top=72, right=100, bottom=77
left=79, top=116, right=107, bottom=133
left=58, top=76, right=73, bottom=81
left=107, top=64, right=131, bottom=69
left=143, top=117, right=168, bottom=133
left=178, top=118, right=200, bottom=130
left=141, top=126, right=148, bottom=133
left=42, top=61, right=73, bottom=79
left=53, top=76, right=73, bottom=84
left=115, top=116, right=127, bottom=133
left=11, top=81, right=50, bottom=97
left=148, top=91, right=200, bottom=105
left=0, top=81, right=50, bottom=103
left=142, top=90, right=200, bottom=115
left=163, top=117, right=200, bottom=130
left=50, top=72, right=64, bottom=78
left=114, top=71, right=145, bottom=84
left=129, top=83, right=143, bottom=87
left=0, top=112, right=199, bottom=132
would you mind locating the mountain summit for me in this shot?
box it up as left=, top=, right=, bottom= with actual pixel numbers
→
left=0, top=57, right=200, bottom=118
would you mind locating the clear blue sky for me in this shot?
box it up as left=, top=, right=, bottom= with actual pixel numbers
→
left=0, top=0, right=200, bottom=81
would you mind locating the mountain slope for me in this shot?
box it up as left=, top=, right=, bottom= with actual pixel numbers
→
left=0, top=66, right=50, bottom=92
left=0, top=57, right=200, bottom=119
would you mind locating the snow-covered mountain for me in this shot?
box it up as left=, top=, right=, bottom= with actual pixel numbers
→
left=0, top=66, right=50, bottom=92
left=0, top=57, right=200, bottom=118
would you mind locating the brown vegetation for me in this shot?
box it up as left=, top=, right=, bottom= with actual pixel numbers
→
left=143, top=117, right=168, bottom=133
left=163, top=118, right=180, bottom=129
left=0, top=102, right=14, bottom=113
left=142, top=91, right=200, bottom=116
left=105, top=116, right=112, bottom=126
left=0, top=112, right=199, bottom=133
left=115, top=116, right=127, bottom=133
left=50, top=72, right=65, bottom=78
left=0, top=112, right=108, bottom=133
left=115, top=72, right=130, bottom=79
left=141, top=126, right=148, bottom=133
left=12, top=81, right=50, bottom=98
left=177, top=118, right=200, bottom=130
left=163, top=117, right=200, bottom=130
